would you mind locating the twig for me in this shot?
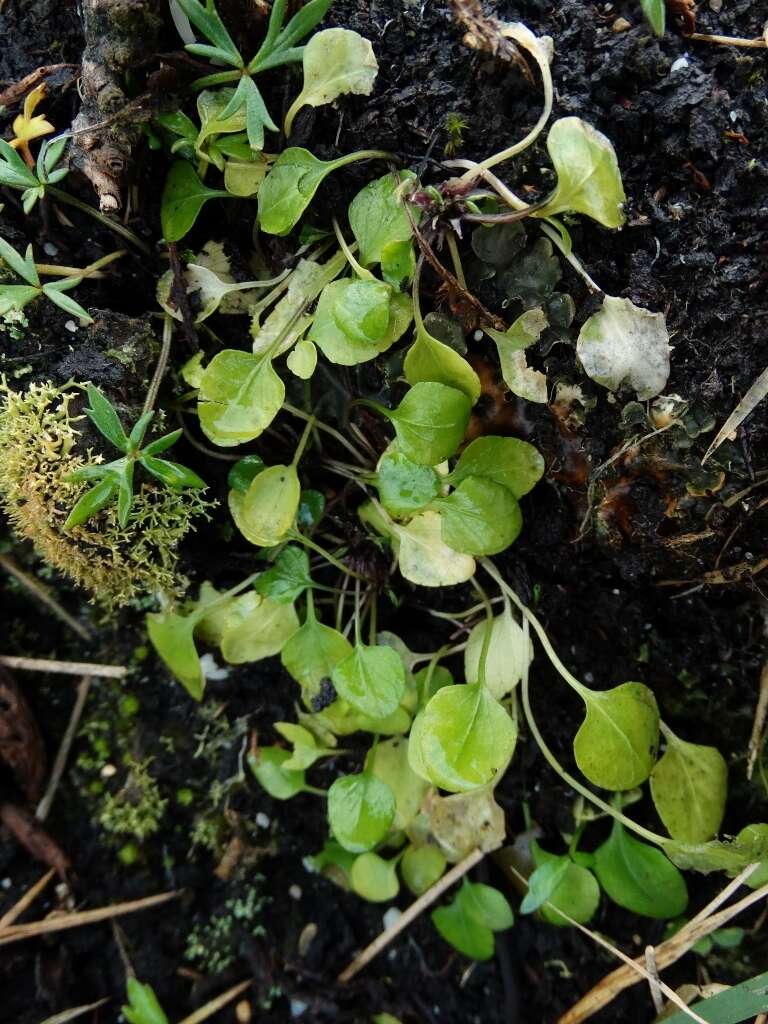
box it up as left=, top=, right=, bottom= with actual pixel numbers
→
left=748, top=662, right=768, bottom=780
left=0, top=868, right=55, bottom=928
left=337, top=847, right=484, bottom=983
left=0, top=656, right=127, bottom=678
left=559, top=870, right=768, bottom=1024
left=644, top=946, right=664, bottom=1015
left=0, top=64, right=78, bottom=108
left=177, top=980, right=252, bottom=1024
left=0, top=553, right=91, bottom=641
left=689, top=32, right=767, bottom=48
left=38, top=999, right=111, bottom=1024
left=0, top=890, right=180, bottom=946
left=702, top=366, right=768, bottom=464
left=36, top=676, right=92, bottom=821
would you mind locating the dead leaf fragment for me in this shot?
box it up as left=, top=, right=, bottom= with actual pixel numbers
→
left=0, top=666, right=46, bottom=802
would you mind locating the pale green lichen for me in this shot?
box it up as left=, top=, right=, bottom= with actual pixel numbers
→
left=0, top=379, right=214, bottom=606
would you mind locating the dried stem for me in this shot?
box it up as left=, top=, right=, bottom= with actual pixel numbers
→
left=0, top=656, right=126, bottom=679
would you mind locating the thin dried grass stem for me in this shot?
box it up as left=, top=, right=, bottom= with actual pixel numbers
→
left=0, top=656, right=127, bottom=678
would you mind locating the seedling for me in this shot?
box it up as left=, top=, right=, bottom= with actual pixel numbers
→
left=122, top=978, right=168, bottom=1024
left=64, top=385, right=205, bottom=529
left=0, top=232, right=92, bottom=322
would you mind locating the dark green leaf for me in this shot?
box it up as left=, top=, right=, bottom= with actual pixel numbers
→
left=64, top=475, right=120, bottom=529
left=327, top=771, right=395, bottom=852
left=174, top=0, right=242, bottom=65
left=142, top=429, right=182, bottom=457
left=376, top=450, right=440, bottom=519
left=432, top=476, right=522, bottom=556
left=384, top=382, right=472, bottom=466
left=594, top=820, right=688, bottom=919
left=161, top=161, right=230, bottom=243
left=141, top=456, right=206, bottom=489
left=227, top=454, right=266, bottom=492
left=254, top=546, right=313, bottom=603
left=449, top=436, right=544, bottom=499
left=297, top=488, right=325, bottom=527
left=84, top=386, right=129, bottom=451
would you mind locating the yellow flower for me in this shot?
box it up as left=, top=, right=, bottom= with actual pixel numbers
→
left=10, top=83, right=55, bottom=167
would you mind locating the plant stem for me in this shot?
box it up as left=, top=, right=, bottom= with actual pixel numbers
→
left=291, top=532, right=367, bottom=582
left=519, top=622, right=668, bottom=848
left=329, top=150, right=394, bottom=173
left=142, top=315, right=173, bottom=417
left=35, top=249, right=126, bottom=279
left=445, top=231, right=466, bottom=289
left=48, top=187, right=151, bottom=254
left=283, top=402, right=367, bottom=465
left=332, top=219, right=372, bottom=280
left=470, top=575, right=495, bottom=690
left=291, top=415, right=315, bottom=467
left=538, top=222, right=602, bottom=294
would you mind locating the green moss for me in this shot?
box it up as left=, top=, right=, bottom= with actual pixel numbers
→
left=185, top=884, right=267, bottom=974
left=0, top=379, right=215, bottom=606
left=98, top=757, right=168, bottom=841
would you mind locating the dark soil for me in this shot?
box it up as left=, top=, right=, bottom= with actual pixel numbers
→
left=1, top=1, right=768, bottom=1022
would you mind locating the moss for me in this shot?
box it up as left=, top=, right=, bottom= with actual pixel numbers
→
left=98, top=757, right=168, bottom=841
left=0, top=379, right=214, bottom=606
left=185, top=884, right=267, bottom=974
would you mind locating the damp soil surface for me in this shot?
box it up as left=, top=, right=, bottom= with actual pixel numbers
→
left=1, top=1, right=768, bottom=1023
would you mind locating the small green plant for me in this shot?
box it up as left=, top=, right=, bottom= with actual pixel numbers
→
left=0, top=135, right=68, bottom=213
left=641, top=0, right=665, bottom=35
left=122, top=978, right=169, bottom=1024
left=443, top=111, right=469, bottom=156
left=64, top=385, right=206, bottom=529
left=0, top=232, right=93, bottom=322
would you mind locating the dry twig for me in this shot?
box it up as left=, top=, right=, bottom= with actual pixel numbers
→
left=0, top=656, right=127, bottom=679
left=36, top=675, right=92, bottom=821
left=177, top=980, right=253, bottom=1024
left=0, top=554, right=91, bottom=642
left=747, top=662, right=768, bottom=781
left=0, top=868, right=55, bottom=928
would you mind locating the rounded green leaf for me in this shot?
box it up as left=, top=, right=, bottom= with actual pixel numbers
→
left=737, top=825, right=768, bottom=889
left=573, top=681, right=660, bottom=791
left=433, top=476, right=522, bottom=556
left=376, top=450, right=440, bottom=519
left=161, top=160, right=229, bottom=242
left=310, top=279, right=411, bottom=365
left=594, top=821, right=688, bottom=919
left=388, top=382, right=472, bottom=466
left=331, top=643, right=406, bottom=720
left=531, top=843, right=600, bottom=927
left=464, top=603, right=531, bottom=700
left=228, top=463, right=300, bottom=547
left=350, top=851, right=399, bottom=903
left=460, top=880, right=514, bottom=931
left=404, top=325, right=481, bottom=404
left=333, top=279, right=391, bottom=343
left=327, top=771, right=396, bottom=852
left=368, top=735, right=428, bottom=830
left=349, top=170, right=416, bottom=267
left=449, top=435, right=545, bottom=499
left=257, top=148, right=334, bottom=236
left=286, top=337, right=317, bottom=379
left=401, top=844, right=446, bottom=896
left=534, top=117, right=626, bottom=229
left=248, top=746, right=307, bottom=800
left=198, top=349, right=285, bottom=447
left=146, top=609, right=204, bottom=701
left=281, top=611, right=353, bottom=699
left=416, top=684, right=516, bottom=793
left=220, top=596, right=299, bottom=664
left=650, top=727, right=728, bottom=842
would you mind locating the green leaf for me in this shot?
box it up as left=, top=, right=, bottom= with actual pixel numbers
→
left=175, top=0, right=242, bottom=65
left=334, top=279, right=392, bottom=344
left=350, top=851, right=399, bottom=903
left=274, top=721, right=335, bottom=770
left=349, top=170, right=417, bottom=267
left=414, top=683, right=516, bottom=792
left=327, top=771, right=396, bottom=852
left=235, top=74, right=279, bottom=151
left=281, top=605, right=352, bottom=700
left=576, top=294, right=671, bottom=401
left=368, top=735, right=428, bottom=831
left=665, top=826, right=768, bottom=875
left=297, top=488, right=325, bottom=527
left=141, top=456, right=206, bottom=489
left=123, top=978, right=169, bottom=1024
left=739, top=826, right=768, bottom=889
left=640, top=0, right=665, bottom=36
left=431, top=476, right=522, bottom=556
left=404, top=322, right=481, bottom=404
left=520, top=859, right=570, bottom=914
left=0, top=236, right=39, bottom=285
left=401, top=844, right=446, bottom=896
left=449, top=435, right=544, bottom=499
left=650, top=727, right=728, bottom=843
left=41, top=279, right=93, bottom=323
left=196, top=88, right=247, bottom=158
left=594, top=820, right=688, bottom=919
left=269, top=0, right=335, bottom=53
left=381, top=238, right=415, bottom=288
left=384, top=382, right=472, bottom=466
left=484, top=308, right=548, bottom=403
left=464, top=601, right=531, bottom=700
left=227, top=454, right=265, bottom=492
left=64, top=475, right=121, bottom=529
left=310, top=279, right=412, bottom=365
left=254, top=546, right=313, bottom=603
left=286, top=338, right=317, bottom=378
left=198, top=349, right=285, bottom=447
left=220, top=595, right=299, bottom=663
left=662, top=972, right=768, bottom=1024
left=0, top=285, right=40, bottom=315
left=228, top=463, right=300, bottom=546
left=0, top=139, right=40, bottom=190
left=161, top=161, right=230, bottom=242
left=285, top=28, right=378, bottom=136
left=258, top=147, right=340, bottom=236
left=530, top=842, right=600, bottom=926
left=146, top=608, right=205, bottom=700
left=248, top=746, right=308, bottom=799
left=331, top=643, right=406, bottom=720
left=375, top=450, right=440, bottom=519
left=431, top=881, right=513, bottom=961
left=534, top=117, right=627, bottom=229
left=573, top=681, right=660, bottom=791
left=224, top=155, right=268, bottom=197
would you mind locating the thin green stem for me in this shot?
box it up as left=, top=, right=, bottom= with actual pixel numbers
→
left=142, top=315, right=173, bottom=417
left=445, top=231, right=467, bottom=290
left=332, top=218, right=372, bottom=281
left=368, top=591, right=378, bottom=646
left=191, top=70, right=241, bottom=89
left=48, top=187, right=151, bottom=255
left=329, top=150, right=394, bottom=173
left=518, top=618, right=667, bottom=847
left=283, top=402, right=367, bottom=466
left=470, top=575, right=495, bottom=690
left=291, top=532, right=367, bottom=582
left=538, top=222, right=602, bottom=294
left=291, top=415, right=315, bottom=468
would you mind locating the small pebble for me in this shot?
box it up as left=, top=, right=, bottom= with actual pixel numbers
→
left=670, top=55, right=690, bottom=73
left=255, top=812, right=270, bottom=829
left=382, top=907, right=401, bottom=930
left=289, top=884, right=302, bottom=900
left=100, top=764, right=117, bottom=779
left=199, top=653, right=230, bottom=681
left=612, top=17, right=631, bottom=32
left=1, top=878, right=11, bottom=890
left=235, top=1000, right=252, bottom=1023
left=290, top=999, right=308, bottom=1018
left=43, top=242, right=58, bottom=256
left=64, top=320, right=78, bottom=333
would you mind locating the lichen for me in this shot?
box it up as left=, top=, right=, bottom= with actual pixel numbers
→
left=0, top=379, right=214, bottom=606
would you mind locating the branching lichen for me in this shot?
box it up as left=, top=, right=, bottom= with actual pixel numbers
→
left=0, top=379, right=214, bottom=606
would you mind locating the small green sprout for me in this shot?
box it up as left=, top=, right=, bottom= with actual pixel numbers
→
left=443, top=111, right=469, bottom=156
left=65, top=385, right=206, bottom=529
left=0, top=232, right=92, bottom=322
left=122, top=978, right=169, bottom=1024
left=0, top=135, right=69, bottom=213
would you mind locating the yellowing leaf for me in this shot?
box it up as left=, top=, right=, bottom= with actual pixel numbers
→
left=11, top=84, right=54, bottom=166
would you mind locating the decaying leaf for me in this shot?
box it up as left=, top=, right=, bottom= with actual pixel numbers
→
left=0, top=802, right=70, bottom=877
left=427, top=786, right=506, bottom=861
